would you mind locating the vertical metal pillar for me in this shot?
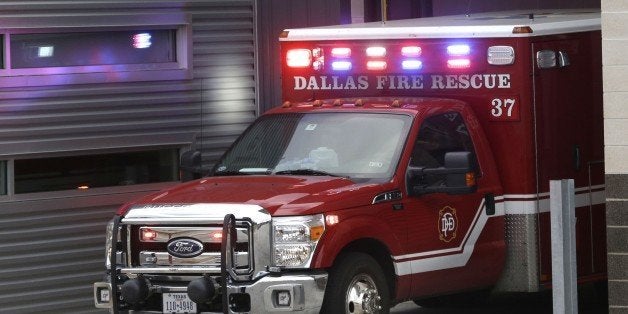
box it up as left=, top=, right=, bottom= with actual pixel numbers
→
left=550, top=179, right=578, bottom=314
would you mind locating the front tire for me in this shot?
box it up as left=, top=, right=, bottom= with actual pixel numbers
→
left=321, top=252, right=390, bottom=314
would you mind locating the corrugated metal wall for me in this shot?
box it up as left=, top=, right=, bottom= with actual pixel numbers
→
left=256, top=0, right=350, bottom=113
left=0, top=0, right=256, bottom=312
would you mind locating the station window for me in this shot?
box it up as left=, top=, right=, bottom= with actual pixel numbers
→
left=0, top=13, right=191, bottom=87
left=0, top=161, right=6, bottom=195
left=10, top=30, right=176, bottom=69
left=13, top=149, right=179, bottom=194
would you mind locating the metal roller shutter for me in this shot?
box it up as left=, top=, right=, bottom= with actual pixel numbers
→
left=0, top=1, right=256, bottom=312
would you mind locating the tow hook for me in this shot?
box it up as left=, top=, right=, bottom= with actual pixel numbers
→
left=187, top=276, right=217, bottom=304
left=120, top=277, right=151, bottom=304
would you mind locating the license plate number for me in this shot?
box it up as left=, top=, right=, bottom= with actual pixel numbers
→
left=162, top=293, right=197, bottom=314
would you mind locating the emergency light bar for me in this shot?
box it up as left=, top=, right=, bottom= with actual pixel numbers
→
left=285, top=44, right=514, bottom=71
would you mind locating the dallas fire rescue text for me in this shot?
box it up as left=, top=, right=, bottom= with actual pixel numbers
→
left=293, top=73, right=512, bottom=90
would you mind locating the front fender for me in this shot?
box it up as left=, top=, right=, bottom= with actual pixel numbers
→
left=311, top=206, right=404, bottom=269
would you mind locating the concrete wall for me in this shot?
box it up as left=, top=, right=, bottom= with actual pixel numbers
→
left=601, top=1, right=628, bottom=312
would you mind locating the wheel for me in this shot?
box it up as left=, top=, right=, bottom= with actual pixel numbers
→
left=321, top=252, right=390, bottom=314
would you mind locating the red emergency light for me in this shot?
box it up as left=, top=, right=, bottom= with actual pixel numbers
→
left=366, top=60, right=387, bottom=71
left=331, top=47, right=351, bottom=58
left=401, top=46, right=422, bottom=57
left=447, top=59, right=471, bottom=69
left=141, top=228, right=158, bottom=241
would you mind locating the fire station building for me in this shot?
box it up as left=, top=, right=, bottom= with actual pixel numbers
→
left=0, top=0, right=624, bottom=312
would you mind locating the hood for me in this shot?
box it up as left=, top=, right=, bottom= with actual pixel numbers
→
left=122, top=175, right=385, bottom=216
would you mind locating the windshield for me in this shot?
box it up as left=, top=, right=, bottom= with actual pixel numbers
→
left=213, top=112, right=412, bottom=181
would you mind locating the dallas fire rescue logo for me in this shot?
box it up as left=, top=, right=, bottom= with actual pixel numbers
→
left=292, top=74, right=511, bottom=91
left=438, top=206, right=458, bottom=242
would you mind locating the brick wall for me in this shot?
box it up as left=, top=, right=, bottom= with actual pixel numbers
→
left=601, top=1, right=628, bottom=312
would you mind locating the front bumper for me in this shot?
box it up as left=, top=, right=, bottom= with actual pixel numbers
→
left=96, top=208, right=328, bottom=313
left=93, top=272, right=327, bottom=313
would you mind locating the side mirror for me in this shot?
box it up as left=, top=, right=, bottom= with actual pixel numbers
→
left=407, top=151, right=477, bottom=196
left=180, top=150, right=202, bottom=182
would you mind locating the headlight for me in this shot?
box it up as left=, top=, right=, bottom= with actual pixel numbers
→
left=272, top=214, right=325, bottom=268
left=104, top=219, right=124, bottom=268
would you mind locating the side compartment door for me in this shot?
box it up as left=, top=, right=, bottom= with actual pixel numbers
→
left=532, top=36, right=606, bottom=282
left=401, top=111, right=504, bottom=297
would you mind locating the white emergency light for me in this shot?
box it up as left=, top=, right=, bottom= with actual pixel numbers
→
left=286, top=49, right=312, bottom=68
left=366, top=46, right=386, bottom=57
left=447, top=44, right=470, bottom=56
left=402, top=60, right=423, bottom=70
left=332, top=61, right=352, bottom=71
left=537, top=50, right=557, bottom=69
left=487, top=46, right=515, bottom=65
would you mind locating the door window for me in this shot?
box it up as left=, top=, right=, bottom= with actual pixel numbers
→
left=410, top=112, right=477, bottom=170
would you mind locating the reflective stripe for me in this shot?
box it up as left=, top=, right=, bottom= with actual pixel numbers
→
left=503, top=186, right=605, bottom=214
left=392, top=186, right=605, bottom=276
left=393, top=198, right=502, bottom=276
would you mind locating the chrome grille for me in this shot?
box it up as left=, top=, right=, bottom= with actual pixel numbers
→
left=131, top=224, right=251, bottom=270
left=119, top=203, right=272, bottom=280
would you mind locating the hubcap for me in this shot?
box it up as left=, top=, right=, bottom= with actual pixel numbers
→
left=345, top=273, right=383, bottom=314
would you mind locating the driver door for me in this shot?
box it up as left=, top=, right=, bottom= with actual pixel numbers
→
left=401, top=111, right=503, bottom=297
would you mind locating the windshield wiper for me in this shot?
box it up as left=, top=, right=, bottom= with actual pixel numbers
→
left=213, top=170, right=254, bottom=176
left=274, top=169, right=341, bottom=177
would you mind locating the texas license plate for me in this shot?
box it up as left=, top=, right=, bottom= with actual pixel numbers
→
left=162, top=293, right=197, bottom=314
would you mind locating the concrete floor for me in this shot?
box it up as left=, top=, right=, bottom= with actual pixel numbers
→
left=390, top=285, right=608, bottom=314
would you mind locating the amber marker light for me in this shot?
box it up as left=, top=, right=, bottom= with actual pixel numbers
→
left=466, top=172, right=476, bottom=187
left=310, top=225, right=325, bottom=241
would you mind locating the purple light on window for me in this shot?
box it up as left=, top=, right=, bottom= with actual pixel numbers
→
left=132, top=33, right=152, bottom=49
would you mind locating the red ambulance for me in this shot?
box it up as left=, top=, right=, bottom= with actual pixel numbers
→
left=94, top=9, right=605, bottom=313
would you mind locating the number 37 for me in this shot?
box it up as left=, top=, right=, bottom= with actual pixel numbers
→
left=490, top=97, right=519, bottom=121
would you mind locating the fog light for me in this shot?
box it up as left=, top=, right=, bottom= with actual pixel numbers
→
left=277, top=291, right=291, bottom=306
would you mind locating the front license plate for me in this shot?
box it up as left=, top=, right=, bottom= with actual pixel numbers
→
left=162, top=293, right=197, bottom=314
